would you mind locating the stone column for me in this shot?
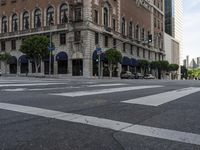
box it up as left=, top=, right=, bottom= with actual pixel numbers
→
left=83, top=58, right=91, bottom=78
left=68, top=58, right=72, bottom=76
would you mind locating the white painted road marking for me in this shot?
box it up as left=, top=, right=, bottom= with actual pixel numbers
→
left=50, top=85, right=163, bottom=97
left=87, top=83, right=127, bottom=87
left=0, top=82, right=67, bottom=87
left=0, top=102, right=200, bottom=146
left=122, top=87, right=200, bottom=106
left=1, top=86, right=81, bottom=92
left=122, top=125, right=200, bottom=146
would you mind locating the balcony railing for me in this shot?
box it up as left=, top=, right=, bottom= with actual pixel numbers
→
left=0, top=24, right=69, bottom=38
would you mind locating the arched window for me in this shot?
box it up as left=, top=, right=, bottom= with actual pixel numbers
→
left=60, top=4, right=68, bottom=24
left=104, top=7, right=109, bottom=27
left=121, top=17, right=126, bottom=35
left=129, top=21, right=133, bottom=38
left=12, top=14, right=18, bottom=32
left=2, top=16, right=7, bottom=33
left=23, top=11, right=29, bottom=30
left=46, top=6, right=54, bottom=26
left=34, top=9, right=41, bottom=28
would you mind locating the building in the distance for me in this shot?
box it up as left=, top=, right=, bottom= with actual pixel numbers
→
left=0, top=0, right=165, bottom=77
left=164, top=0, right=183, bottom=65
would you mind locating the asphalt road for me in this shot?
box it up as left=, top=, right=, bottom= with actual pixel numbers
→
left=1, top=77, right=200, bottom=150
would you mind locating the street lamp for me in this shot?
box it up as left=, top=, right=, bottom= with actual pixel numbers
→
left=48, top=14, right=54, bottom=76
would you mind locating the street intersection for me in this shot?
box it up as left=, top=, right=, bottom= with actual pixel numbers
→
left=0, top=77, right=200, bottom=150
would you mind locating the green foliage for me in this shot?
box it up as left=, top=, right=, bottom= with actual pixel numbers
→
left=169, top=64, right=179, bottom=72
left=159, top=60, right=169, bottom=71
left=150, top=61, right=160, bottom=69
left=138, top=60, right=149, bottom=69
left=19, top=35, right=50, bottom=60
left=105, top=48, right=122, bottom=64
left=105, top=49, right=122, bottom=77
left=0, top=53, right=12, bottom=62
left=188, top=69, right=200, bottom=78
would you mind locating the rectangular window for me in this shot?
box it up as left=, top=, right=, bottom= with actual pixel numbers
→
left=11, top=40, right=16, bottom=50
left=74, top=31, right=81, bottom=42
left=137, top=47, right=140, bottom=57
left=113, top=19, right=116, bottom=31
left=130, top=45, right=133, bottom=55
left=75, top=7, right=82, bottom=21
left=104, top=36, right=108, bottom=47
left=155, top=53, right=157, bottom=60
left=113, top=38, right=116, bottom=48
left=123, top=43, right=126, bottom=52
left=94, top=10, right=98, bottom=24
left=143, top=49, right=145, bottom=58
left=148, top=51, right=151, bottom=59
left=1, top=41, right=5, bottom=51
left=95, top=32, right=99, bottom=45
left=60, top=33, right=66, bottom=45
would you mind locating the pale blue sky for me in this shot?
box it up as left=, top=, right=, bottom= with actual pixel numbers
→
left=183, top=0, right=200, bottom=60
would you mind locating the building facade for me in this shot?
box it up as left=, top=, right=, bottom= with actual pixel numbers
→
left=0, top=0, right=165, bottom=77
left=164, top=0, right=183, bottom=66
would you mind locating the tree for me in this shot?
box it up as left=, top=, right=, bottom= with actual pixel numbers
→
left=168, top=64, right=179, bottom=80
left=138, top=59, right=149, bottom=75
left=105, top=49, right=122, bottom=78
left=19, top=35, right=50, bottom=74
left=150, top=61, right=160, bottom=78
left=181, top=66, right=188, bottom=79
left=0, top=53, right=12, bottom=75
left=168, top=64, right=179, bottom=72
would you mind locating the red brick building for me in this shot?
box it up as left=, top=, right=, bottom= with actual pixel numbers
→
left=0, top=0, right=164, bottom=77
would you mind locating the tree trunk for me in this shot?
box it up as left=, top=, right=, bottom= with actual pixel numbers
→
left=109, top=64, right=112, bottom=78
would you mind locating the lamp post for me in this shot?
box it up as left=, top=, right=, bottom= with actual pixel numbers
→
left=49, top=14, right=54, bottom=76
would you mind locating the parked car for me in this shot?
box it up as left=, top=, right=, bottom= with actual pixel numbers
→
left=134, top=73, right=143, bottom=79
left=144, top=74, right=155, bottom=79
left=120, top=71, right=135, bottom=79
left=0, top=69, right=2, bottom=76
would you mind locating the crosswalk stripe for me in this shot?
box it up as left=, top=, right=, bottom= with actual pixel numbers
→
left=122, top=87, right=200, bottom=106
left=50, top=85, right=163, bottom=97
left=0, top=83, right=67, bottom=87
left=0, top=102, right=200, bottom=146
left=87, top=83, right=127, bottom=87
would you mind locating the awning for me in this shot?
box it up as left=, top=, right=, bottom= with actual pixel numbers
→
left=121, top=56, right=131, bottom=65
left=92, top=51, right=106, bottom=61
left=7, top=56, right=17, bottom=64
left=130, top=58, right=138, bottom=67
left=18, top=55, right=28, bottom=64
left=56, top=52, right=68, bottom=61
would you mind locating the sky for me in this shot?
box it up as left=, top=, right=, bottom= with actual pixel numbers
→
left=183, top=0, right=200, bottom=60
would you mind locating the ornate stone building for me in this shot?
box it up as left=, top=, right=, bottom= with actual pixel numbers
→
left=0, top=0, right=165, bottom=77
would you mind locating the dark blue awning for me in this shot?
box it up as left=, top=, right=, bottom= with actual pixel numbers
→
left=121, top=56, right=131, bottom=65
left=19, top=55, right=28, bottom=64
left=130, top=58, right=138, bottom=66
left=56, top=52, right=68, bottom=61
left=92, top=51, right=106, bottom=61
left=7, top=56, right=17, bottom=64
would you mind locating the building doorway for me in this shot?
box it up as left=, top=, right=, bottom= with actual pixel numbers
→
left=7, top=56, right=17, bottom=74
left=72, top=59, right=83, bottom=76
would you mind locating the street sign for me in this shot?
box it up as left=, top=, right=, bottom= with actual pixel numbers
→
left=48, top=46, right=55, bottom=51
left=96, top=47, right=102, bottom=55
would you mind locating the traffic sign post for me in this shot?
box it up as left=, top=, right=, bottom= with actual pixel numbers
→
left=96, top=47, right=102, bottom=79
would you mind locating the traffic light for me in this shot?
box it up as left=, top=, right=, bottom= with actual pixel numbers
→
left=148, top=34, right=152, bottom=43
